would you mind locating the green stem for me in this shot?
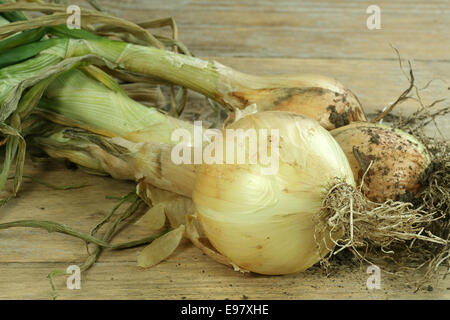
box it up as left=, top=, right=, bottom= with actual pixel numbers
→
left=0, top=220, right=110, bottom=247
left=37, top=67, right=194, bottom=144
left=89, top=192, right=136, bottom=241
left=66, top=38, right=225, bottom=100
left=48, top=231, right=165, bottom=298
left=8, top=175, right=91, bottom=190
left=0, top=27, right=47, bottom=54
left=0, top=0, right=28, bottom=22
left=0, top=40, right=65, bottom=103
left=47, top=194, right=150, bottom=299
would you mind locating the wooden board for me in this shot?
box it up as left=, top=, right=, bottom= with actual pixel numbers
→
left=96, top=0, right=450, bottom=60
left=0, top=0, right=449, bottom=299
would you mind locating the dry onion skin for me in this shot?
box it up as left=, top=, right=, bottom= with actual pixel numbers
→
left=331, top=122, right=431, bottom=203
left=256, top=75, right=367, bottom=130
left=192, top=111, right=355, bottom=275
left=216, top=72, right=368, bottom=130
left=137, top=225, right=185, bottom=268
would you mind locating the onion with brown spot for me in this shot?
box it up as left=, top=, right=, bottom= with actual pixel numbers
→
left=217, top=73, right=367, bottom=130
left=331, top=122, right=431, bottom=203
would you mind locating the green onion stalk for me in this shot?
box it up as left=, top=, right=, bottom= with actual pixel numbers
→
left=0, top=55, right=197, bottom=197
left=0, top=8, right=189, bottom=295
left=0, top=40, right=108, bottom=198
left=62, top=36, right=367, bottom=129
left=0, top=13, right=194, bottom=199
left=0, top=7, right=125, bottom=198
left=31, top=66, right=198, bottom=197
left=0, top=1, right=365, bottom=130
left=0, top=14, right=366, bottom=130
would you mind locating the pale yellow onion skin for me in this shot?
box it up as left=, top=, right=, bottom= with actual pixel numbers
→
left=217, top=72, right=368, bottom=130
left=331, top=122, right=431, bottom=203
left=193, top=111, right=355, bottom=275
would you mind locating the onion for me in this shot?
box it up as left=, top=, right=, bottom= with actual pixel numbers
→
left=0, top=31, right=366, bottom=130
left=192, top=111, right=355, bottom=275
left=215, top=72, right=368, bottom=130
left=331, top=122, right=431, bottom=203
left=57, top=36, right=368, bottom=130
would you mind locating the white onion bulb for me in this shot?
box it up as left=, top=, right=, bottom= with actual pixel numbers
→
left=192, top=111, right=355, bottom=275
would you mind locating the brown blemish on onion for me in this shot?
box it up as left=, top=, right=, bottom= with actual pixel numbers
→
left=223, top=86, right=367, bottom=130
left=327, top=105, right=350, bottom=128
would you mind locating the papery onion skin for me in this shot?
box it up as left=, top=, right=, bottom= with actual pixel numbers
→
left=193, top=111, right=355, bottom=275
left=331, top=122, right=431, bottom=203
left=272, top=87, right=365, bottom=130
left=218, top=72, right=367, bottom=130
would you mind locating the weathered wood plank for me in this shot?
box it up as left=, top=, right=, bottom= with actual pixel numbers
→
left=1, top=244, right=448, bottom=300
left=73, top=0, right=450, bottom=60
left=0, top=159, right=150, bottom=262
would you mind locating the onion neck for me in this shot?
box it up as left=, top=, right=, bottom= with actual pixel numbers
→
left=37, top=66, right=195, bottom=144
left=66, top=39, right=223, bottom=99
left=65, top=39, right=279, bottom=110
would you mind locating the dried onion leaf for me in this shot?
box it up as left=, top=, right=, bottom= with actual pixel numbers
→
left=137, top=225, right=185, bottom=268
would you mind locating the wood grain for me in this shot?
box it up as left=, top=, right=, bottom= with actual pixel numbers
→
left=1, top=249, right=449, bottom=300
left=0, top=0, right=448, bottom=299
left=79, top=0, right=450, bottom=60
